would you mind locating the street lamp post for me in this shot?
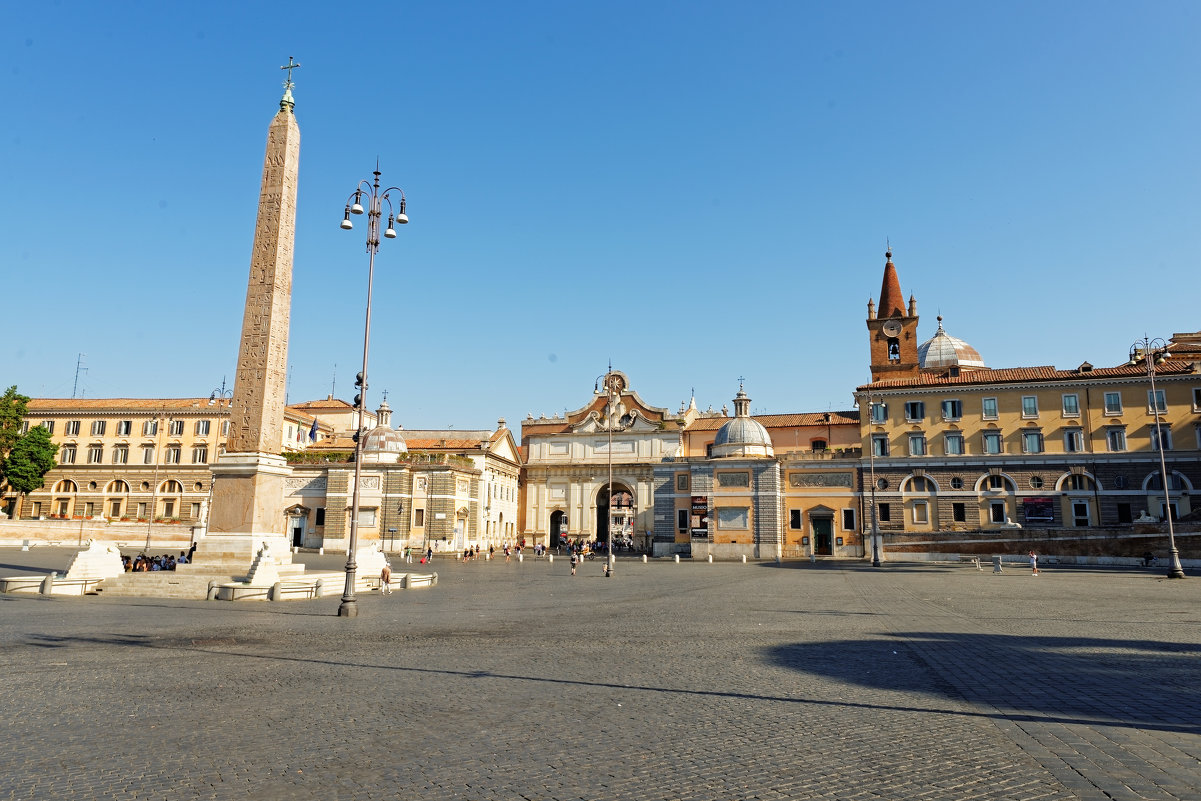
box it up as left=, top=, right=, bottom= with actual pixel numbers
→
left=1129, top=337, right=1186, bottom=579
left=203, top=381, right=233, bottom=538
left=596, top=369, right=619, bottom=577
left=859, top=392, right=883, bottom=567
left=337, top=166, right=408, bottom=617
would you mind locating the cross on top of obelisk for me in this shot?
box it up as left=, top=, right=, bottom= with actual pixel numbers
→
left=281, top=56, right=301, bottom=90
left=279, top=56, right=300, bottom=110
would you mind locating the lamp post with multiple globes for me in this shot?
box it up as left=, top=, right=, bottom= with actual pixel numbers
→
left=337, top=166, right=408, bottom=617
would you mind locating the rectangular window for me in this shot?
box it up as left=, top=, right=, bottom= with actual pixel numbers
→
left=988, top=475, right=1005, bottom=490
left=944, top=433, right=965, bottom=455
left=1063, top=428, right=1084, bottom=453
left=1021, top=396, right=1039, bottom=418
left=116, top=420, right=132, bottom=436
left=678, top=509, right=689, bottom=531
left=84, top=502, right=94, bottom=517
left=221, top=420, right=230, bottom=436
left=60, top=446, right=76, bottom=464
left=190, top=502, right=201, bottom=519
left=1194, top=388, right=1201, bottom=412
left=142, top=446, right=155, bottom=464
left=904, top=401, right=925, bottom=422
left=112, top=445, right=129, bottom=464
left=162, top=500, right=175, bottom=519
left=877, top=503, right=890, bottom=522
left=1104, top=392, right=1122, bottom=415
left=990, top=502, right=1006, bottom=524
left=57, top=500, right=69, bottom=516
left=871, top=435, right=889, bottom=457
left=414, top=508, right=425, bottom=527
left=908, top=434, right=927, bottom=456
left=913, top=502, right=929, bottom=524
left=841, top=508, right=856, bottom=531
left=1117, top=503, right=1132, bottom=524
left=143, top=420, right=158, bottom=436
left=359, top=509, right=376, bottom=527
left=137, top=502, right=148, bottom=518
left=789, top=509, right=802, bottom=529
left=1148, top=389, right=1166, bottom=414
left=952, top=502, right=966, bottom=523
left=716, top=507, right=750, bottom=530
left=940, top=399, right=962, bottom=421
left=66, top=420, right=80, bottom=436
left=19, top=421, right=28, bottom=434
left=32, top=502, right=42, bottom=518
left=87, top=445, right=103, bottom=463
left=165, top=445, right=182, bottom=464
left=983, top=431, right=1003, bottom=454
left=870, top=402, right=887, bottom=424
left=315, top=507, right=326, bottom=526
left=1061, top=394, right=1080, bottom=417
left=110, top=500, right=122, bottom=518
left=195, top=420, right=211, bottom=436
left=1107, top=427, right=1126, bottom=452
left=41, top=421, right=55, bottom=435
left=192, top=446, right=208, bottom=464
left=1151, top=425, right=1172, bottom=451
left=982, top=397, right=998, bottom=419
left=91, top=420, right=107, bottom=436
left=169, top=419, right=185, bottom=436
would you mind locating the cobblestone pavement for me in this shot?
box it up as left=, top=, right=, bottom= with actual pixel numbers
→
left=0, top=552, right=1197, bottom=800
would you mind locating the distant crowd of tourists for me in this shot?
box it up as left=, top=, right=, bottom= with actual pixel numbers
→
left=122, top=551, right=191, bottom=572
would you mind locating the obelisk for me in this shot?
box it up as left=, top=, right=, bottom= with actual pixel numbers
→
left=198, top=61, right=301, bottom=569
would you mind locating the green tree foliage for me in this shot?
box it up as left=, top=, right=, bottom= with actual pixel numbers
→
left=0, top=385, right=30, bottom=456
left=0, top=386, right=58, bottom=497
left=2, top=426, right=58, bottom=495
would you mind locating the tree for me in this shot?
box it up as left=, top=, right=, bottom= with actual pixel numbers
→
left=0, top=385, right=30, bottom=456
left=2, top=425, right=58, bottom=495
left=0, top=386, right=58, bottom=502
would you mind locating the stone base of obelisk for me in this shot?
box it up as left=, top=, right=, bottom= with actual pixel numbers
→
left=181, top=452, right=302, bottom=577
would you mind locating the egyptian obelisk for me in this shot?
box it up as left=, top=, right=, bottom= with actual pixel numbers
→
left=197, top=61, right=301, bottom=569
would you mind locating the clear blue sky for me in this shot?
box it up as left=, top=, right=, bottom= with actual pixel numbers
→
left=4, top=2, right=1198, bottom=434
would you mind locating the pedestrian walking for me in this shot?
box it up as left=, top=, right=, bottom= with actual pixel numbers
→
left=1029, top=550, right=1039, bottom=576
left=380, top=561, right=393, bottom=595
left=570, top=551, right=578, bottom=576
left=404, top=546, right=412, bottom=564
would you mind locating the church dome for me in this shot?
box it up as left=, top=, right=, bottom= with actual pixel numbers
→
left=918, top=316, right=986, bottom=370
left=712, top=386, right=774, bottom=459
left=360, top=426, right=407, bottom=463
left=360, top=398, right=407, bottom=463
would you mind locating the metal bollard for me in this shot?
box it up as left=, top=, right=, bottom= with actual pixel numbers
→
left=642, top=554, right=647, bottom=563
left=548, top=554, right=553, bottom=563
left=518, top=553, right=523, bottom=562
left=742, top=555, right=747, bottom=564
left=674, top=554, right=680, bottom=564
left=707, top=554, right=713, bottom=563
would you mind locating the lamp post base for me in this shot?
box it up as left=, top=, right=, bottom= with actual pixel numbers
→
left=1167, top=548, right=1187, bottom=579
left=338, top=599, right=359, bottom=617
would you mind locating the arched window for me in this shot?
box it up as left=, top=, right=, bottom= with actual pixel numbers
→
left=107, top=479, right=130, bottom=494
left=161, top=480, right=183, bottom=494
left=903, top=476, right=937, bottom=493
left=53, top=479, right=78, bottom=494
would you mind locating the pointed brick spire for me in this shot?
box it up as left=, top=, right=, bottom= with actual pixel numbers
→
left=877, top=249, right=905, bottom=318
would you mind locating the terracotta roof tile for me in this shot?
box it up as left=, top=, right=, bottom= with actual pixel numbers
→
left=856, top=361, right=1196, bottom=391
left=684, top=410, right=858, bottom=432
left=28, top=398, right=227, bottom=412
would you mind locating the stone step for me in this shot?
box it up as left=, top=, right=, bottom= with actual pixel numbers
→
left=95, top=572, right=233, bottom=600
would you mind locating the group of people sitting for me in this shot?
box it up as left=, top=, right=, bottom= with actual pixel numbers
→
left=122, top=551, right=190, bottom=572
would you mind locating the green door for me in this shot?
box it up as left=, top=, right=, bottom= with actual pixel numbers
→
left=813, top=517, right=834, bottom=555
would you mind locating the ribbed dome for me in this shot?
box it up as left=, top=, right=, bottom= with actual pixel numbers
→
left=361, top=425, right=407, bottom=463
left=918, top=316, right=986, bottom=370
left=712, top=385, right=774, bottom=458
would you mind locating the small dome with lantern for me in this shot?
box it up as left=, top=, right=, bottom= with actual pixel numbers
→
left=712, top=383, right=774, bottom=458
left=918, top=316, right=986, bottom=370
left=360, top=398, right=407, bottom=464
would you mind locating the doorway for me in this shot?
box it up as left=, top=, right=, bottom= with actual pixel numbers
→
left=550, top=510, right=567, bottom=546
left=812, top=517, right=834, bottom=555
left=1071, top=500, right=1090, bottom=527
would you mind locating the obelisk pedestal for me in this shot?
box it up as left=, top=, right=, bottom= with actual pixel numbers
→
left=189, top=72, right=301, bottom=575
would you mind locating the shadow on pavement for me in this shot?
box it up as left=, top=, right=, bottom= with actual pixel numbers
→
left=767, top=633, right=1201, bottom=736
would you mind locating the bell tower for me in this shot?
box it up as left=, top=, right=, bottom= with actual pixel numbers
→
left=866, top=249, right=920, bottom=381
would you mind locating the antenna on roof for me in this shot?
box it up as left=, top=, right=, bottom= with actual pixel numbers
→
left=72, top=353, right=88, bottom=399
left=331, top=364, right=336, bottom=398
